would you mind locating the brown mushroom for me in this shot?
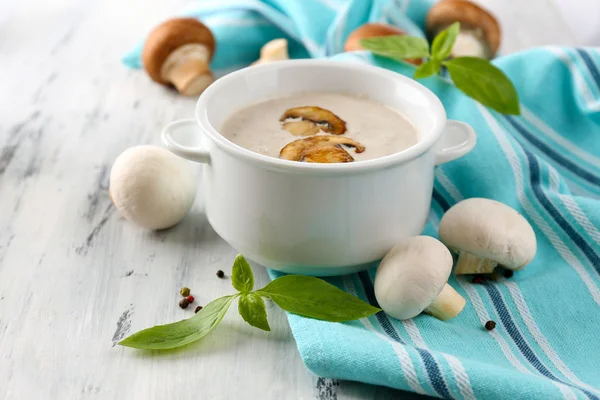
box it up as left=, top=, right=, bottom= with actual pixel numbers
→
left=142, top=18, right=216, bottom=96
left=344, top=23, right=422, bottom=66
left=426, top=0, right=500, bottom=59
left=279, top=136, right=365, bottom=163
left=280, top=106, right=347, bottom=136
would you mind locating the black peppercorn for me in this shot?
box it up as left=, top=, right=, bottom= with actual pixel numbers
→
left=179, top=298, right=190, bottom=309
left=194, top=305, right=203, bottom=313
left=485, top=320, right=496, bottom=331
left=216, top=270, right=225, bottom=278
left=503, top=269, right=514, bottom=278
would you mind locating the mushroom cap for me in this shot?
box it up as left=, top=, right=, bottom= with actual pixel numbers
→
left=426, top=0, right=501, bottom=56
left=109, top=145, right=197, bottom=230
left=142, top=18, right=215, bottom=85
left=374, top=236, right=453, bottom=320
left=344, top=23, right=406, bottom=52
left=438, top=198, right=537, bottom=270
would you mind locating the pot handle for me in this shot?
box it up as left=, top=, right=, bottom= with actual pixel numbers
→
left=435, top=120, right=476, bottom=165
left=161, top=118, right=211, bottom=164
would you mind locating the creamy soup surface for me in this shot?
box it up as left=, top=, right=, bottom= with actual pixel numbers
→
left=220, top=92, right=419, bottom=162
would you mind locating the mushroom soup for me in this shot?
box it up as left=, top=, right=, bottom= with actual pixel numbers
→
left=220, top=92, right=419, bottom=163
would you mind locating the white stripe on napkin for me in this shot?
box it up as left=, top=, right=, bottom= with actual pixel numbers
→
left=558, top=194, right=600, bottom=246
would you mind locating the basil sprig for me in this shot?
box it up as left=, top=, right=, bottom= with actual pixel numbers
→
left=360, top=22, right=520, bottom=115
left=119, top=254, right=380, bottom=350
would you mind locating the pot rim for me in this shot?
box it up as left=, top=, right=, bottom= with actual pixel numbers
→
left=195, top=59, right=447, bottom=174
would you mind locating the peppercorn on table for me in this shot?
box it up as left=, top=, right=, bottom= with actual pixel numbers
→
left=0, top=0, right=578, bottom=399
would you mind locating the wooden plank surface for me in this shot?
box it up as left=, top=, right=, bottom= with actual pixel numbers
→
left=0, top=0, right=575, bottom=399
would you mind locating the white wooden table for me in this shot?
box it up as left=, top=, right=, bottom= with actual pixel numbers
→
left=0, top=0, right=578, bottom=398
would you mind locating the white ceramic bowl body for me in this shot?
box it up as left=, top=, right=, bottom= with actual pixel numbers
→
left=162, top=60, right=475, bottom=276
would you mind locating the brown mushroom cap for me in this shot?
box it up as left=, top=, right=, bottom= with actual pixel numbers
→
left=142, top=18, right=216, bottom=85
left=344, top=23, right=422, bottom=65
left=426, top=0, right=500, bottom=57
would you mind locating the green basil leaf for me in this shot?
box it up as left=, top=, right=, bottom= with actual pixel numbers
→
left=238, top=293, right=270, bottom=331
left=414, top=59, right=441, bottom=79
left=232, top=254, right=254, bottom=293
left=445, top=57, right=521, bottom=115
left=431, top=22, right=460, bottom=60
left=360, top=36, right=430, bottom=60
left=256, top=275, right=380, bottom=322
left=118, top=295, right=236, bottom=350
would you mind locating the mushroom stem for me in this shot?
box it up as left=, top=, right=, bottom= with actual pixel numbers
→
left=424, top=284, right=466, bottom=321
left=451, top=29, right=490, bottom=58
left=161, top=44, right=214, bottom=96
left=455, top=250, right=498, bottom=275
left=252, top=38, right=289, bottom=65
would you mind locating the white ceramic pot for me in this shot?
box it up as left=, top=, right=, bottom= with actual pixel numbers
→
left=162, top=60, right=475, bottom=276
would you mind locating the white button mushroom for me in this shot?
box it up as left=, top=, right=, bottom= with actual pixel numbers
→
left=252, top=38, right=289, bottom=65
left=374, top=236, right=466, bottom=321
left=109, top=145, right=197, bottom=230
left=439, top=198, right=537, bottom=275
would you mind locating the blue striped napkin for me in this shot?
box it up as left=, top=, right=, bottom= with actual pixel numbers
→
left=124, top=1, right=600, bottom=398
